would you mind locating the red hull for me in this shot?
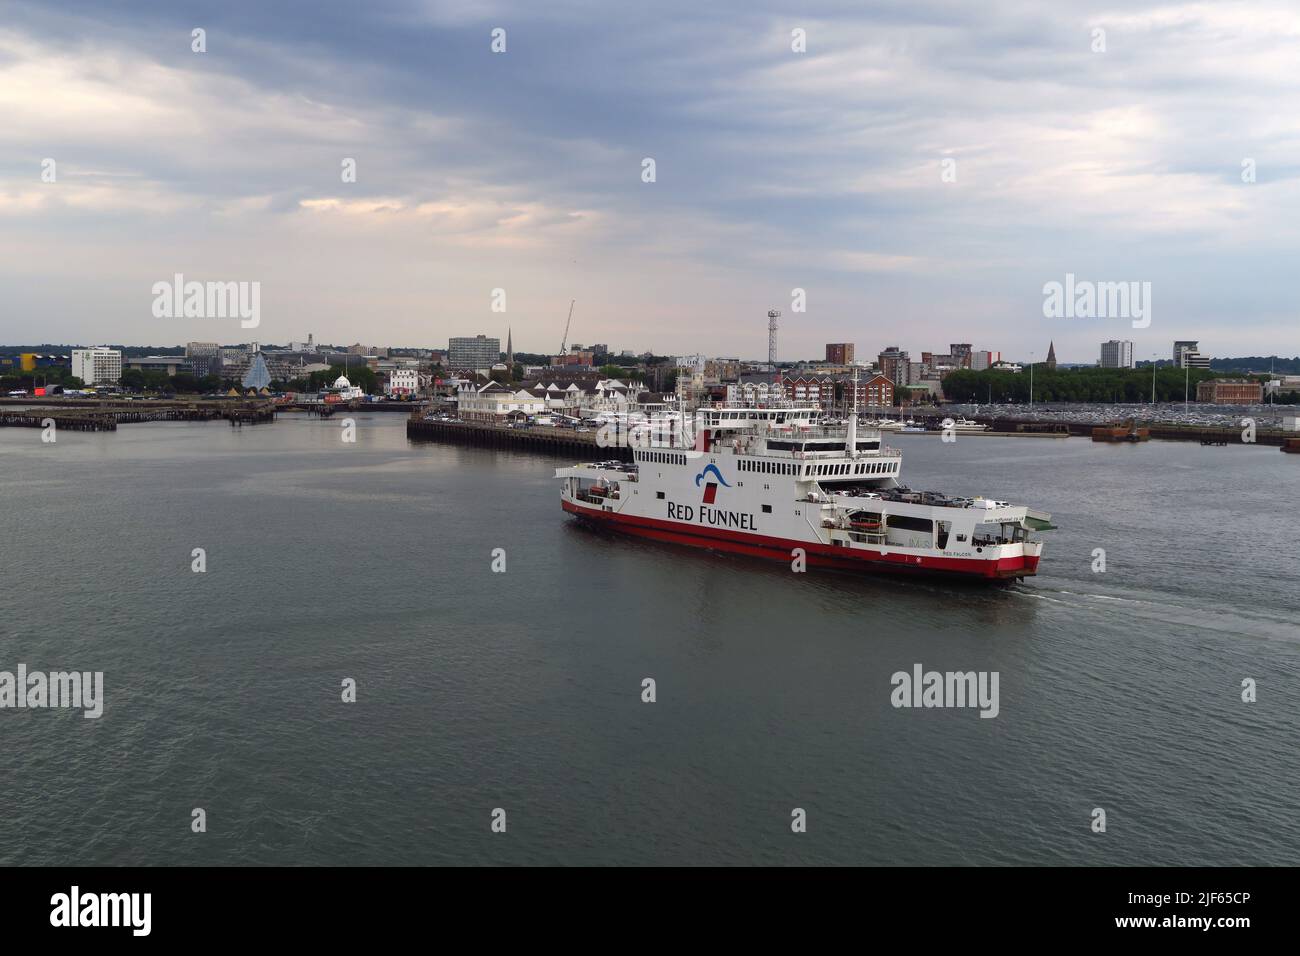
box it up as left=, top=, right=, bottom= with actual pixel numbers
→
left=562, top=500, right=1037, bottom=581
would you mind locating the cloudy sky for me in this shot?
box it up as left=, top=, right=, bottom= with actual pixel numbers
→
left=3, top=0, right=1299, bottom=362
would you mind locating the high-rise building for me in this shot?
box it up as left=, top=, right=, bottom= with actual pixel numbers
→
left=878, top=346, right=910, bottom=386
left=825, top=343, right=855, bottom=364
left=949, top=344, right=973, bottom=368
left=970, top=350, right=1000, bottom=371
left=71, top=347, right=122, bottom=385
left=1174, top=340, right=1211, bottom=368
left=1100, top=340, right=1135, bottom=368
left=448, top=335, right=501, bottom=370
left=184, top=341, right=222, bottom=378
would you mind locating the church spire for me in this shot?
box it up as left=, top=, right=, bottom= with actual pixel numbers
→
left=1046, top=340, right=1057, bottom=370
left=506, top=327, right=514, bottom=369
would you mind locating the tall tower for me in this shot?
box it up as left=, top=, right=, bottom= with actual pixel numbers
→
left=506, top=327, right=514, bottom=369
left=767, top=309, right=781, bottom=366
left=1046, top=340, right=1057, bottom=370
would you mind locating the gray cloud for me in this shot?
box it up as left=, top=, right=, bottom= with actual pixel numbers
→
left=2, top=0, right=1298, bottom=359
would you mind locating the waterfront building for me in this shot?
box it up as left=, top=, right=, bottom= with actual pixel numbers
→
left=448, top=335, right=501, bottom=371
left=388, top=369, right=419, bottom=397
left=71, top=347, right=122, bottom=385
left=783, top=376, right=834, bottom=406
left=726, top=381, right=786, bottom=406
left=1100, top=340, right=1135, bottom=368
left=457, top=380, right=548, bottom=422
left=864, top=373, right=895, bottom=408
left=1196, top=378, right=1262, bottom=404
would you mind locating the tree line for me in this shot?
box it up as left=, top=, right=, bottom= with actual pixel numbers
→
left=940, top=366, right=1293, bottom=404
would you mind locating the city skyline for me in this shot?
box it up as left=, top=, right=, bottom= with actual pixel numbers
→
left=5, top=2, right=1300, bottom=359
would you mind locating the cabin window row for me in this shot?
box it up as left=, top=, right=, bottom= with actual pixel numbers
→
left=811, top=461, right=893, bottom=476
left=642, top=451, right=686, bottom=466
left=739, top=459, right=797, bottom=475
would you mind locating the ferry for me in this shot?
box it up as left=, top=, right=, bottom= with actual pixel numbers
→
left=555, top=403, right=1049, bottom=581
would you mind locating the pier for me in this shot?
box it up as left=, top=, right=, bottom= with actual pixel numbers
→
left=0, top=400, right=276, bottom=431
left=406, top=418, right=633, bottom=460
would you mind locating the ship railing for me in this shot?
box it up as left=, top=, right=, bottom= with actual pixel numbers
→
left=847, top=530, right=886, bottom=545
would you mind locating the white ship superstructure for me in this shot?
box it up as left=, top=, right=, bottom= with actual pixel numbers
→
left=556, top=404, right=1047, bottom=581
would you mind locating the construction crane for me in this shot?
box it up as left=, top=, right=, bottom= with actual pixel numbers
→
left=559, top=299, right=576, bottom=355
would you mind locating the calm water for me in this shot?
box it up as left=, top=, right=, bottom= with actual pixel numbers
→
left=1, top=413, right=1297, bottom=866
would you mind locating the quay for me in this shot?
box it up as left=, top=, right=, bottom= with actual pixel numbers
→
left=407, top=418, right=633, bottom=460
left=894, top=429, right=1069, bottom=438
left=972, top=415, right=1289, bottom=447
left=0, top=400, right=276, bottom=431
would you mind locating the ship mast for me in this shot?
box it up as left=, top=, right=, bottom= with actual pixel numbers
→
left=847, top=366, right=858, bottom=459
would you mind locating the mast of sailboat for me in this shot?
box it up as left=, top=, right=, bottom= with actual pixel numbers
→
left=847, top=366, right=859, bottom=459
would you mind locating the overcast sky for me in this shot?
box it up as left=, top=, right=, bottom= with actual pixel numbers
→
left=3, top=0, right=1299, bottom=362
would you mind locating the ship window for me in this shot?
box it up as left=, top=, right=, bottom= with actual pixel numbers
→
left=887, top=514, right=933, bottom=533
left=656, top=491, right=665, bottom=499
left=762, top=504, right=772, bottom=513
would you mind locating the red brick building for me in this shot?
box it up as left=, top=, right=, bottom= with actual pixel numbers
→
left=864, top=373, right=895, bottom=408
left=1196, top=378, right=1262, bottom=404
left=783, top=376, right=834, bottom=405
left=825, top=343, right=855, bottom=364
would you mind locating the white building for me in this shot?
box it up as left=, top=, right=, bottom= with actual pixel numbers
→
left=726, top=381, right=786, bottom=405
left=448, top=335, right=501, bottom=371
left=1100, top=340, right=1135, bottom=368
left=1174, top=340, right=1211, bottom=368
left=457, top=381, right=548, bottom=423
left=329, top=375, right=364, bottom=400
left=971, top=350, right=1001, bottom=371
left=388, top=368, right=419, bottom=397
left=72, top=347, right=122, bottom=385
